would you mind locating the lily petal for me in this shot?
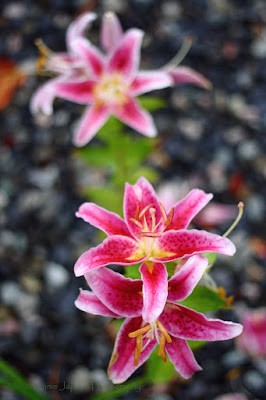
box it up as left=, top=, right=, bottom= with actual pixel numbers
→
left=75, top=289, right=120, bottom=318
left=151, top=229, right=236, bottom=263
left=76, top=202, right=132, bottom=237
left=124, top=177, right=163, bottom=239
left=30, top=78, right=60, bottom=116
left=112, top=97, right=157, bottom=137
left=74, top=38, right=105, bottom=78
left=140, top=262, right=168, bottom=323
left=74, top=235, right=145, bottom=277
left=73, top=104, right=109, bottom=147
left=66, top=12, right=97, bottom=54
left=85, top=267, right=143, bottom=317
left=53, top=80, right=96, bottom=104
left=167, top=189, right=213, bottom=231
left=108, top=317, right=157, bottom=384
left=168, top=255, right=209, bottom=302
left=128, top=71, right=173, bottom=96
left=107, top=29, right=143, bottom=83
left=166, top=66, right=211, bottom=90
left=165, top=337, right=202, bottom=378
left=161, top=303, right=243, bottom=341
left=100, top=12, right=123, bottom=53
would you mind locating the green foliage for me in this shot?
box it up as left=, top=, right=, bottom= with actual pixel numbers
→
left=124, top=264, right=142, bottom=279
left=90, top=376, right=149, bottom=400
left=180, top=285, right=227, bottom=312
left=146, top=347, right=176, bottom=384
left=0, top=357, right=50, bottom=400
left=202, top=252, right=217, bottom=266
left=138, top=95, right=167, bottom=111
left=187, top=340, right=206, bottom=350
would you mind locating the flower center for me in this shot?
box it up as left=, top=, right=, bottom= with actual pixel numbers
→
left=129, top=203, right=174, bottom=256
left=93, top=74, right=128, bottom=106
left=128, top=320, right=172, bottom=366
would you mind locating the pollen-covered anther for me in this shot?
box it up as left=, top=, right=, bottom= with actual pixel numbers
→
left=139, top=203, right=154, bottom=220
left=129, top=217, right=143, bottom=229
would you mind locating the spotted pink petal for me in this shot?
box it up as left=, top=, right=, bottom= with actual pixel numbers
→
left=75, top=289, right=120, bottom=318
left=108, top=317, right=157, bottom=384
left=165, top=337, right=202, bottom=378
left=100, top=12, right=123, bottom=53
left=74, top=38, right=105, bottom=78
left=53, top=80, right=96, bottom=104
left=140, top=262, right=168, bottom=323
left=74, top=235, right=146, bottom=277
left=76, top=202, right=132, bottom=237
left=112, top=97, right=157, bottom=138
left=151, top=229, right=236, bottom=263
left=85, top=267, right=143, bottom=317
left=128, top=71, right=173, bottom=96
left=168, top=255, right=209, bottom=302
left=166, top=189, right=213, bottom=231
left=107, top=29, right=143, bottom=83
left=73, top=104, right=110, bottom=147
left=166, top=66, right=211, bottom=90
left=66, top=12, right=96, bottom=54
left=123, top=177, right=163, bottom=239
left=161, top=303, right=243, bottom=341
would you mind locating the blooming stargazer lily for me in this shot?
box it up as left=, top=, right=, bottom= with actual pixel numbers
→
left=75, top=256, right=243, bottom=384
left=31, top=12, right=210, bottom=146
left=74, top=177, right=236, bottom=323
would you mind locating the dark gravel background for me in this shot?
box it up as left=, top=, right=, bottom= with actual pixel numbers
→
left=0, top=1, right=265, bottom=399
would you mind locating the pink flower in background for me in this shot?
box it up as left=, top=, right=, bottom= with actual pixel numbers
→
left=214, top=394, right=248, bottom=400
left=31, top=12, right=210, bottom=146
left=75, top=257, right=242, bottom=384
left=31, top=12, right=97, bottom=116
left=75, top=177, right=235, bottom=322
left=237, top=308, right=266, bottom=358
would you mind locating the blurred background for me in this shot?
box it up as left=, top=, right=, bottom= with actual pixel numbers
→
left=0, top=0, right=265, bottom=399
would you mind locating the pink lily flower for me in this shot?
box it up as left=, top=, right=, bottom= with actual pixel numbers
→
left=75, top=177, right=236, bottom=323
left=30, top=12, right=97, bottom=116
left=236, top=308, right=266, bottom=358
left=75, top=256, right=242, bottom=384
left=31, top=12, right=210, bottom=146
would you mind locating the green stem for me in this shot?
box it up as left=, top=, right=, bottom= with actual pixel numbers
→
left=89, top=376, right=150, bottom=400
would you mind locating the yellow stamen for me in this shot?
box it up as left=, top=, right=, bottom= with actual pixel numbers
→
left=136, top=334, right=142, bottom=354
left=159, top=202, right=168, bottom=225
left=156, top=321, right=172, bottom=343
left=135, top=205, right=140, bottom=220
left=128, top=324, right=151, bottom=338
left=129, top=217, right=143, bottom=229
left=149, top=207, right=156, bottom=232
left=223, top=202, right=244, bottom=238
left=134, top=346, right=140, bottom=366
left=166, top=207, right=174, bottom=228
left=161, top=349, right=167, bottom=363
left=158, top=334, right=166, bottom=357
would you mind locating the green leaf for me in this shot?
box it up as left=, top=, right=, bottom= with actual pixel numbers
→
left=96, top=116, right=124, bottom=143
left=89, top=376, right=149, bottom=400
left=180, top=285, right=227, bottom=312
left=124, top=264, right=142, bottom=279
left=202, top=252, right=217, bottom=266
left=138, top=96, right=167, bottom=111
left=84, top=187, right=123, bottom=216
left=130, top=166, right=159, bottom=185
left=75, top=146, right=116, bottom=168
left=146, top=346, right=176, bottom=384
left=187, top=340, right=206, bottom=350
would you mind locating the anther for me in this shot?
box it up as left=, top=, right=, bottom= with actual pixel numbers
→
left=139, top=203, right=153, bottom=219
left=128, top=324, right=151, bottom=338
left=156, top=321, right=172, bottom=343
left=158, top=334, right=166, bottom=357
left=134, top=346, right=140, bottom=366
left=136, top=334, right=142, bottom=354
left=135, top=205, right=140, bottom=220
left=159, top=202, right=168, bottom=225
left=137, top=232, right=161, bottom=238
left=165, top=207, right=174, bottom=228
left=129, top=217, right=143, bottom=229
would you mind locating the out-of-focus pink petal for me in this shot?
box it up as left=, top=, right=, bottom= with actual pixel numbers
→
left=76, top=202, right=132, bottom=237
left=108, top=317, right=157, bottom=384
left=140, top=262, right=168, bottom=323
left=100, top=12, right=123, bottom=53
left=165, top=337, right=202, bottom=378
left=107, top=29, right=143, bottom=83
left=66, top=12, right=97, bottom=54
left=194, top=203, right=237, bottom=228
left=73, top=104, right=109, bottom=147
left=75, top=289, right=120, bottom=317
left=74, top=38, right=105, bottom=78
left=168, top=255, right=208, bottom=302
left=167, top=189, right=213, bottom=231
left=161, top=303, right=243, bottom=341
left=166, top=66, right=211, bottom=90
left=214, top=394, right=248, bottom=400
left=74, top=235, right=146, bottom=277
left=128, top=71, right=173, bottom=96
left=30, top=79, right=59, bottom=115
left=113, top=97, right=157, bottom=137
left=152, top=229, right=235, bottom=262
left=85, top=267, right=143, bottom=317
left=237, top=308, right=266, bottom=358
left=53, top=80, right=96, bottom=104
left=123, top=177, right=162, bottom=239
